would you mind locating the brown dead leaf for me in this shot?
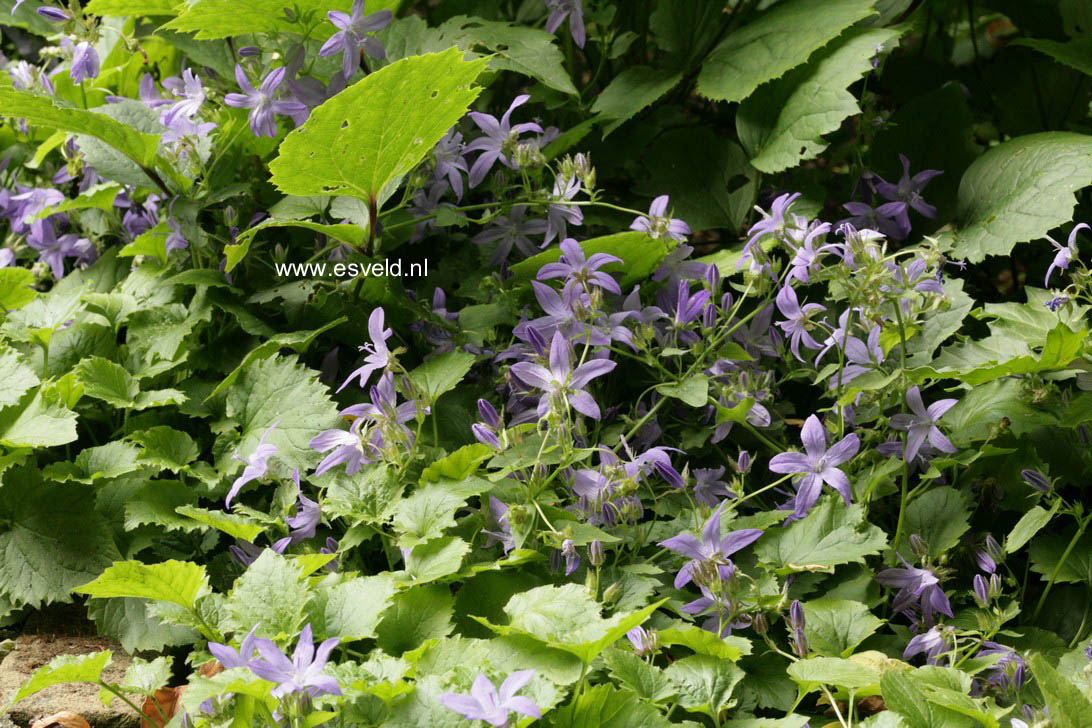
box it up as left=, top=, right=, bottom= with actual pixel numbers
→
left=199, top=659, right=224, bottom=678
left=30, top=711, right=91, bottom=728
left=858, top=695, right=886, bottom=715
left=141, top=686, right=185, bottom=728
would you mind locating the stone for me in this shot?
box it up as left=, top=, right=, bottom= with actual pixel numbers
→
left=0, top=635, right=139, bottom=728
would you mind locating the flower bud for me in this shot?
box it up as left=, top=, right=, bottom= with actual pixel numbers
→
left=985, top=534, right=1003, bottom=562
left=589, top=539, right=604, bottom=568
left=1021, top=469, right=1051, bottom=493
left=477, top=399, right=500, bottom=428
left=37, top=7, right=72, bottom=21
left=791, top=627, right=809, bottom=657
left=752, top=612, right=768, bottom=635
left=472, top=423, right=502, bottom=450
left=975, top=549, right=996, bottom=575
left=909, top=534, right=929, bottom=559
left=789, top=599, right=805, bottom=631
left=973, top=574, right=989, bottom=607
left=989, top=573, right=1002, bottom=599
left=602, top=581, right=622, bottom=604
left=735, top=450, right=752, bottom=475
left=238, top=46, right=261, bottom=57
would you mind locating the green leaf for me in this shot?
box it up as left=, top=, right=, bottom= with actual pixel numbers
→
left=161, top=0, right=357, bottom=39
left=324, top=464, right=405, bottom=525
left=0, top=467, right=119, bottom=609
left=1007, top=501, right=1060, bottom=552
left=754, top=498, right=888, bottom=574
left=87, top=597, right=200, bottom=653
left=176, top=505, right=265, bottom=543
left=404, top=536, right=471, bottom=583
left=224, top=220, right=366, bottom=272
left=1029, top=653, right=1092, bottom=728
left=120, top=656, right=173, bottom=696
left=0, top=267, right=38, bottom=311
left=592, top=67, right=684, bottom=136
left=897, top=487, right=971, bottom=558
left=119, top=222, right=170, bottom=262
left=0, top=346, right=39, bottom=408
left=943, top=379, right=1057, bottom=442
left=881, top=667, right=979, bottom=728
left=74, top=560, right=208, bottom=609
left=43, top=440, right=143, bottom=484
left=940, top=132, right=1092, bottom=262
left=1029, top=528, right=1092, bottom=585
left=657, top=625, right=751, bottom=661
left=601, top=648, right=676, bottom=702
left=223, top=354, right=341, bottom=473
left=737, top=28, right=901, bottom=173
left=0, top=85, right=160, bottom=166
left=696, top=0, right=877, bottom=102
left=309, top=574, right=398, bottom=642
left=656, top=375, right=709, bottom=407
left=393, top=486, right=466, bottom=548
left=128, top=427, right=200, bottom=473
left=436, top=16, right=577, bottom=95
left=666, top=654, right=745, bottom=716
left=6, top=651, right=112, bottom=707
left=408, top=351, right=475, bottom=402
left=803, top=598, right=884, bottom=658
left=85, top=0, right=177, bottom=15
left=0, top=385, right=79, bottom=448
left=788, top=656, right=882, bottom=691
left=36, top=182, right=122, bottom=218
left=547, top=683, right=675, bottom=728
left=270, top=48, right=487, bottom=209
left=75, top=356, right=138, bottom=408
left=419, top=443, right=492, bottom=484
left=509, top=231, right=668, bottom=288
left=376, top=584, right=455, bottom=655
left=224, top=549, right=309, bottom=639
left=1014, top=37, right=1092, bottom=78
left=921, top=322, right=1086, bottom=386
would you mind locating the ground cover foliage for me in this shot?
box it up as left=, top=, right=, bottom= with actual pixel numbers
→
left=3, top=0, right=1092, bottom=726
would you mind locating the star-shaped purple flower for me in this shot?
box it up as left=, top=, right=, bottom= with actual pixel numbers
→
left=439, top=670, right=541, bottom=727
left=339, top=307, right=392, bottom=392
left=1045, top=222, right=1088, bottom=287
left=224, top=65, right=307, bottom=138
left=249, top=624, right=341, bottom=699
left=464, top=95, right=544, bottom=188
left=510, top=331, right=616, bottom=419
left=774, top=285, right=826, bottom=361
left=630, top=195, right=690, bottom=241
left=319, top=0, right=392, bottom=77
left=659, top=504, right=762, bottom=588
left=768, top=414, right=859, bottom=521
left=889, top=385, right=957, bottom=463
left=537, top=237, right=621, bottom=295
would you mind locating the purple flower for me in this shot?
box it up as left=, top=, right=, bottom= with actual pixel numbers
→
left=1021, top=469, right=1051, bottom=493
left=160, top=68, right=206, bottom=128
left=310, top=428, right=365, bottom=477
left=464, top=95, right=544, bottom=187
left=626, top=626, right=656, bottom=656
left=876, top=554, right=953, bottom=625
left=509, top=330, right=616, bottom=420
left=223, top=65, right=307, bottom=138
left=0, top=248, right=14, bottom=267
left=68, top=40, right=100, bottom=83
left=659, top=504, right=762, bottom=589
left=786, top=221, right=832, bottom=284
left=1045, top=223, right=1088, bottom=287
left=692, top=467, right=731, bottom=507
left=319, top=0, right=391, bottom=77
left=740, top=192, right=799, bottom=271
left=433, top=128, right=468, bottom=201
left=774, top=285, right=826, bottom=361
left=978, top=642, right=1026, bottom=694
left=439, top=671, right=541, bottom=727
left=473, top=205, right=548, bottom=265
left=338, top=307, right=392, bottom=392
left=839, top=201, right=906, bottom=240
left=788, top=599, right=808, bottom=656
left=889, top=386, right=958, bottom=463
left=544, top=174, right=583, bottom=244
left=630, top=195, right=690, bottom=241
left=768, top=414, right=860, bottom=521
left=207, top=625, right=260, bottom=669
left=36, top=6, right=71, bottom=21
left=283, top=470, right=320, bottom=545
left=482, top=496, right=515, bottom=554
left=543, top=0, right=585, bottom=48
left=473, top=399, right=504, bottom=449
left=873, top=154, right=943, bottom=233
left=537, top=237, right=621, bottom=294
left=652, top=243, right=708, bottom=287
left=560, top=538, right=580, bottom=575
left=226, top=420, right=280, bottom=507
left=249, top=624, right=341, bottom=699
left=1045, top=295, right=1070, bottom=312
left=25, top=220, right=94, bottom=279
left=904, top=625, right=954, bottom=664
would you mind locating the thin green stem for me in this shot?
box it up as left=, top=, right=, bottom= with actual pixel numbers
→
left=1033, top=513, right=1091, bottom=620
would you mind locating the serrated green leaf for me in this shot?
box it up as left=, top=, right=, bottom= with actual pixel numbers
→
left=120, top=656, right=173, bottom=696
left=803, top=598, right=884, bottom=658
left=408, top=350, right=475, bottom=402
left=548, top=683, right=675, bottom=728
left=881, top=667, right=978, bottom=728
left=419, top=443, right=492, bottom=484
left=592, top=66, right=683, bottom=136
left=161, top=0, right=357, bottom=39
left=43, top=440, right=143, bottom=483
left=376, top=584, right=455, bottom=655
left=224, top=549, right=309, bottom=639
left=1015, top=36, right=1092, bottom=78
left=224, top=220, right=366, bottom=272
left=7, top=651, right=112, bottom=707
left=0, top=84, right=160, bottom=165
left=176, top=505, right=265, bottom=543
left=270, top=47, right=487, bottom=210
left=75, top=356, right=138, bottom=408
left=943, top=379, right=1057, bottom=442
left=897, top=486, right=971, bottom=558
left=393, top=486, right=465, bottom=548
left=0, top=346, right=39, bottom=408
left=128, top=427, right=200, bottom=473
left=601, top=648, right=676, bottom=702
left=309, top=574, right=398, bottom=642
left=754, top=498, right=887, bottom=574
left=788, top=656, right=882, bottom=691
left=0, top=385, right=79, bottom=448
left=86, top=0, right=176, bottom=14
left=940, top=132, right=1092, bottom=262
left=738, top=28, right=901, bottom=173
left=0, top=267, right=38, bottom=311
left=666, top=653, right=745, bottom=716
left=656, top=375, right=709, bottom=407
left=1029, top=653, right=1092, bottom=728
left=696, top=0, right=876, bottom=102
left=74, top=559, right=208, bottom=609
left=657, top=625, right=751, bottom=661
left=1007, top=502, right=1059, bottom=552
left=404, top=536, right=470, bottom=583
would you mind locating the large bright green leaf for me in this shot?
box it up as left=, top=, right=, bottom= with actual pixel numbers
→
left=940, top=132, right=1092, bottom=262
left=0, top=346, right=39, bottom=408
left=161, top=0, right=354, bottom=39
left=548, top=684, right=675, bottom=728
left=738, top=28, right=900, bottom=173
left=393, top=486, right=465, bottom=548
left=224, top=550, right=310, bottom=639
left=85, top=0, right=177, bottom=15
left=6, top=651, right=113, bottom=708
left=803, top=599, right=884, bottom=658
left=1029, top=528, right=1092, bottom=585
left=74, top=560, right=209, bottom=609
left=270, top=47, right=487, bottom=211
left=897, top=486, right=971, bottom=558
left=0, top=85, right=160, bottom=166
left=408, top=351, right=475, bottom=403
left=788, top=656, right=882, bottom=692
left=1029, top=654, right=1092, bottom=728
left=0, top=385, right=79, bottom=448
left=666, top=654, right=745, bottom=717
left=695, top=0, right=876, bottom=102
left=0, top=267, right=38, bottom=311
left=1007, top=501, right=1059, bottom=552
left=309, top=574, right=398, bottom=642
left=754, top=498, right=887, bottom=574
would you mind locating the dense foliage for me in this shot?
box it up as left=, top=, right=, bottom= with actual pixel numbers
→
left=4, top=0, right=1092, bottom=726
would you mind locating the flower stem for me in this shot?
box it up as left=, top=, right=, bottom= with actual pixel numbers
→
left=1033, top=512, right=1091, bottom=620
